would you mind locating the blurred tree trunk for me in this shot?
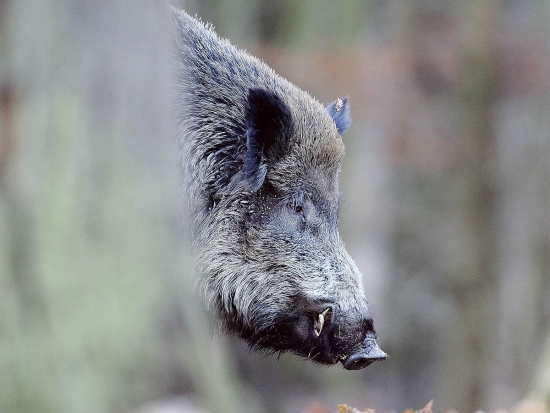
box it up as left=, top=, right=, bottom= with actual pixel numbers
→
left=533, top=332, right=550, bottom=402
left=387, top=2, right=500, bottom=412
left=452, top=1, right=499, bottom=409
left=492, top=2, right=550, bottom=405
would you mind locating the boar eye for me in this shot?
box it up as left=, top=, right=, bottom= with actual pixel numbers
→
left=288, top=202, right=306, bottom=223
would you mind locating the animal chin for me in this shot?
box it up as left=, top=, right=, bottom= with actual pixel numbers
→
left=311, top=350, right=338, bottom=365
left=309, top=330, right=339, bottom=365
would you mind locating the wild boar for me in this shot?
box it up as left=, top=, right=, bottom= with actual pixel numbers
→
left=172, top=8, right=386, bottom=370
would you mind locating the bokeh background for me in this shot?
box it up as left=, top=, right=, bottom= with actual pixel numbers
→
left=1, top=1, right=549, bottom=413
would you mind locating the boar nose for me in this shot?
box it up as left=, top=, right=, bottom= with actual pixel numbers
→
left=343, top=334, right=387, bottom=370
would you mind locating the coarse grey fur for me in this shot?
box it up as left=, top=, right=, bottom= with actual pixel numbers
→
left=172, top=8, right=386, bottom=370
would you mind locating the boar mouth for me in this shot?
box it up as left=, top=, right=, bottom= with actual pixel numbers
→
left=306, top=307, right=339, bottom=365
left=237, top=302, right=386, bottom=369
left=237, top=305, right=339, bottom=365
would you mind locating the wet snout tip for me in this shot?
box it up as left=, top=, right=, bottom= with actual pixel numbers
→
left=343, top=346, right=388, bottom=370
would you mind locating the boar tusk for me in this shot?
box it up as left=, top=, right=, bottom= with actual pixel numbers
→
left=314, top=308, right=331, bottom=337
left=314, top=313, right=324, bottom=336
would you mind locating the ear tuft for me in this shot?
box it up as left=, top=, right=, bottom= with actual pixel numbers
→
left=326, top=97, right=351, bottom=135
left=244, top=87, right=293, bottom=191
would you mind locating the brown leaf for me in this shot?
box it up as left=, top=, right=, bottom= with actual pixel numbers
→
left=415, top=401, right=434, bottom=413
left=335, top=400, right=434, bottom=413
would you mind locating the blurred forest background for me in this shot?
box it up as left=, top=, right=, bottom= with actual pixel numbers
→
left=1, top=1, right=549, bottom=413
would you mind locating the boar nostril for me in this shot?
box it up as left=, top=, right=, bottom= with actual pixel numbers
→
left=343, top=346, right=387, bottom=370
left=343, top=354, right=376, bottom=370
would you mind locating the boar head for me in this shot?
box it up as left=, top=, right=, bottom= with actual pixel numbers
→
left=196, top=87, right=386, bottom=370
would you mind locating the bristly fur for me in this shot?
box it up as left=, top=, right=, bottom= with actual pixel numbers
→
left=172, top=8, right=384, bottom=369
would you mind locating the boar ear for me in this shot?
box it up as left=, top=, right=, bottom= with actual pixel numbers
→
left=326, top=97, right=351, bottom=135
left=244, top=87, right=293, bottom=191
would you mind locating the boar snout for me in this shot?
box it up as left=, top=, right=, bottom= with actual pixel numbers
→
left=300, top=301, right=386, bottom=369
left=328, top=308, right=387, bottom=370
left=342, top=333, right=387, bottom=370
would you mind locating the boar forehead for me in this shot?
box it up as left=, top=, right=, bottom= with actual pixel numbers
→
left=268, top=109, right=345, bottom=203
left=289, top=97, right=346, bottom=168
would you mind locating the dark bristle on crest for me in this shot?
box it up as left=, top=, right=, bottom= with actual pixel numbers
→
left=326, top=97, right=351, bottom=135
